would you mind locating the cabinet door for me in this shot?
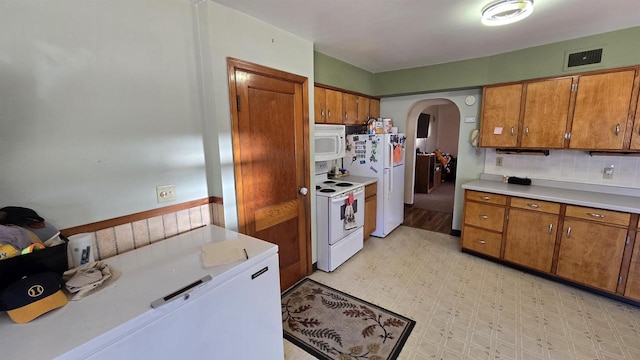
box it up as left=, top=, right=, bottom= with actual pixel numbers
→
left=462, top=226, right=502, bottom=258
left=504, top=209, right=558, bottom=273
left=569, top=70, right=636, bottom=150
left=479, top=84, right=522, bottom=148
left=521, top=78, right=572, bottom=149
left=556, top=219, right=627, bottom=292
left=631, top=96, right=640, bottom=150
left=463, top=202, right=505, bottom=232
left=364, top=193, right=377, bottom=240
left=624, top=230, right=640, bottom=301
left=325, top=89, right=343, bottom=124
left=343, top=93, right=358, bottom=124
left=369, top=98, right=380, bottom=119
left=358, top=96, right=370, bottom=123
left=314, top=86, right=326, bottom=123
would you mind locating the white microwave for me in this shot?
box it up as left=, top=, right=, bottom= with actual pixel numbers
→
left=314, top=124, right=345, bottom=161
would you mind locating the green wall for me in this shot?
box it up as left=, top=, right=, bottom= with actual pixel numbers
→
left=314, top=52, right=376, bottom=95
left=376, top=26, right=640, bottom=96
left=315, top=26, right=640, bottom=97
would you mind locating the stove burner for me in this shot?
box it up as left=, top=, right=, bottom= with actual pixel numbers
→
left=319, top=189, right=336, bottom=193
left=335, top=182, right=352, bottom=187
left=323, top=180, right=336, bottom=184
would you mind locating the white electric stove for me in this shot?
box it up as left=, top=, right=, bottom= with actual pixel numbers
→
left=315, top=162, right=365, bottom=272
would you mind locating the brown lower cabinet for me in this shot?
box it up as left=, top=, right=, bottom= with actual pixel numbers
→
left=625, top=228, right=640, bottom=300
left=462, top=189, right=639, bottom=304
left=504, top=207, right=558, bottom=273
left=364, top=182, right=377, bottom=239
left=556, top=218, right=627, bottom=292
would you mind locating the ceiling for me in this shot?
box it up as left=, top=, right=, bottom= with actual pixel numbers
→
left=211, top=0, right=640, bottom=73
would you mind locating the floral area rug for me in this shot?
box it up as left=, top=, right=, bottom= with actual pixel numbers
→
left=281, top=278, right=415, bottom=360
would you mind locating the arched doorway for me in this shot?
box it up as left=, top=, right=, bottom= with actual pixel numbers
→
left=403, top=99, right=460, bottom=234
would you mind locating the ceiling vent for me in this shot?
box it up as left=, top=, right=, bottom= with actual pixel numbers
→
left=564, top=47, right=604, bottom=71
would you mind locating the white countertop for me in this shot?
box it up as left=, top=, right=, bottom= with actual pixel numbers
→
left=462, top=179, right=640, bottom=214
left=0, top=225, right=278, bottom=359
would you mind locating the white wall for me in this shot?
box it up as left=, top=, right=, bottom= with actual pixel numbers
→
left=381, top=89, right=483, bottom=231
left=484, top=150, right=640, bottom=188
left=0, top=0, right=208, bottom=228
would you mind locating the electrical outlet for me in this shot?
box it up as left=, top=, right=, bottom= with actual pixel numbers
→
left=496, top=157, right=503, bottom=166
left=156, top=185, right=176, bottom=203
left=603, top=165, right=614, bottom=180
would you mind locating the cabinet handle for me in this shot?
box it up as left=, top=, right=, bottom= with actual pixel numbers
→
left=527, top=203, right=540, bottom=209
left=525, top=127, right=529, bottom=136
left=321, top=109, right=325, bottom=118
left=476, top=240, right=487, bottom=244
left=548, top=224, right=553, bottom=234
left=480, top=196, right=490, bottom=200
left=566, top=226, right=571, bottom=238
left=587, top=212, right=604, bottom=218
left=615, top=123, right=620, bottom=136
left=479, top=215, right=489, bottom=219
left=510, top=127, right=515, bottom=136
left=345, top=112, right=348, bottom=120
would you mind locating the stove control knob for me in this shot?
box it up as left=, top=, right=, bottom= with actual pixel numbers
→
left=299, top=187, right=308, bottom=196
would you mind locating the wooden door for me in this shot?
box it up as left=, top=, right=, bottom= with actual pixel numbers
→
left=228, top=58, right=311, bottom=291
left=314, top=86, right=326, bottom=123
left=631, top=89, right=640, bottom=150
left=479, top=84, right=522, bottom=148
left=504, top=208, right=558, bottom=273
left=569, top=70, right=636, bottom=150
left=325, top=89, right=343, bottom=124
left=358, top=96, right=370, bottom=123
left=369, top=98, right=380, bottom=119
left=521, top=78, right=572, bottom=149
left=343, top=93, right=358, bottom=124
left=556, top=219, right=627, bottom=292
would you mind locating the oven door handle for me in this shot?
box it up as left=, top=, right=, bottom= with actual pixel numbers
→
left=330, top=188, right=364, bottom=203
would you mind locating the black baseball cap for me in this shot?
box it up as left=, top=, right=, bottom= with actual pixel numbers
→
left=0, top=272, right=68, bottom=323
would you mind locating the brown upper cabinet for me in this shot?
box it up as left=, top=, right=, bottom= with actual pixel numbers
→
left=314, top=84, right=380, bottom=125
left=479, top=83, right=522, bottom=148
left=369, top=98, right=380, bottom=119
left=569, top=70, right=637, bottom=150
left=314, top=86, right=343, bottom=124
left=480, top=66, right=640, bottom=151
left=343, top=93, right=358, bottom=124
left=358, top=96, right=370, bottom=123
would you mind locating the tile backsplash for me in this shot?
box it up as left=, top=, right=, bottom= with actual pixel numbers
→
left=484, top=149, right=640, bottom=188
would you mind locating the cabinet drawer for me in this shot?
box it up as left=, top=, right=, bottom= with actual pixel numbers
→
left=464, top=202, right=505, bottom=232
left=365, top=183, right=377, bottom=198
left=466, top=190, right=507, bottom=205
left=462, top=226, right=502, bottom=258
left=565, top=205, right=630, bottom=227
left=510, top=197, right=561, bottom=214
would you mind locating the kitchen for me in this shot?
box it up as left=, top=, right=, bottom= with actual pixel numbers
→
left=3, top=0, right=640, bottom=359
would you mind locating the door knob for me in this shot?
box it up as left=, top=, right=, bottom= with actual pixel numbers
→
left=299, top=187, right=308, bottom=196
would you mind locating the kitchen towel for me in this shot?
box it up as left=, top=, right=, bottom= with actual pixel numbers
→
left=344, top=193, right=357, bottom=230
left=63, top=261, right=120, bottom=300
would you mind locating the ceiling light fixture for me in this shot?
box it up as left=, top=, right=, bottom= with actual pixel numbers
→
left=481, top=0, right=534, bottom=26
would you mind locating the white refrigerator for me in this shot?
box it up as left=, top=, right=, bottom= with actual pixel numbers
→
left=343, top=133, right=406, bottom=237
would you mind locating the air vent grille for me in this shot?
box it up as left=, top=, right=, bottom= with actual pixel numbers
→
left=567, top=48, right=603, bottom=68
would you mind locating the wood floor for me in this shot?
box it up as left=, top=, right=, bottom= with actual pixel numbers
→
left=403, top=206, right=452, bottom=235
